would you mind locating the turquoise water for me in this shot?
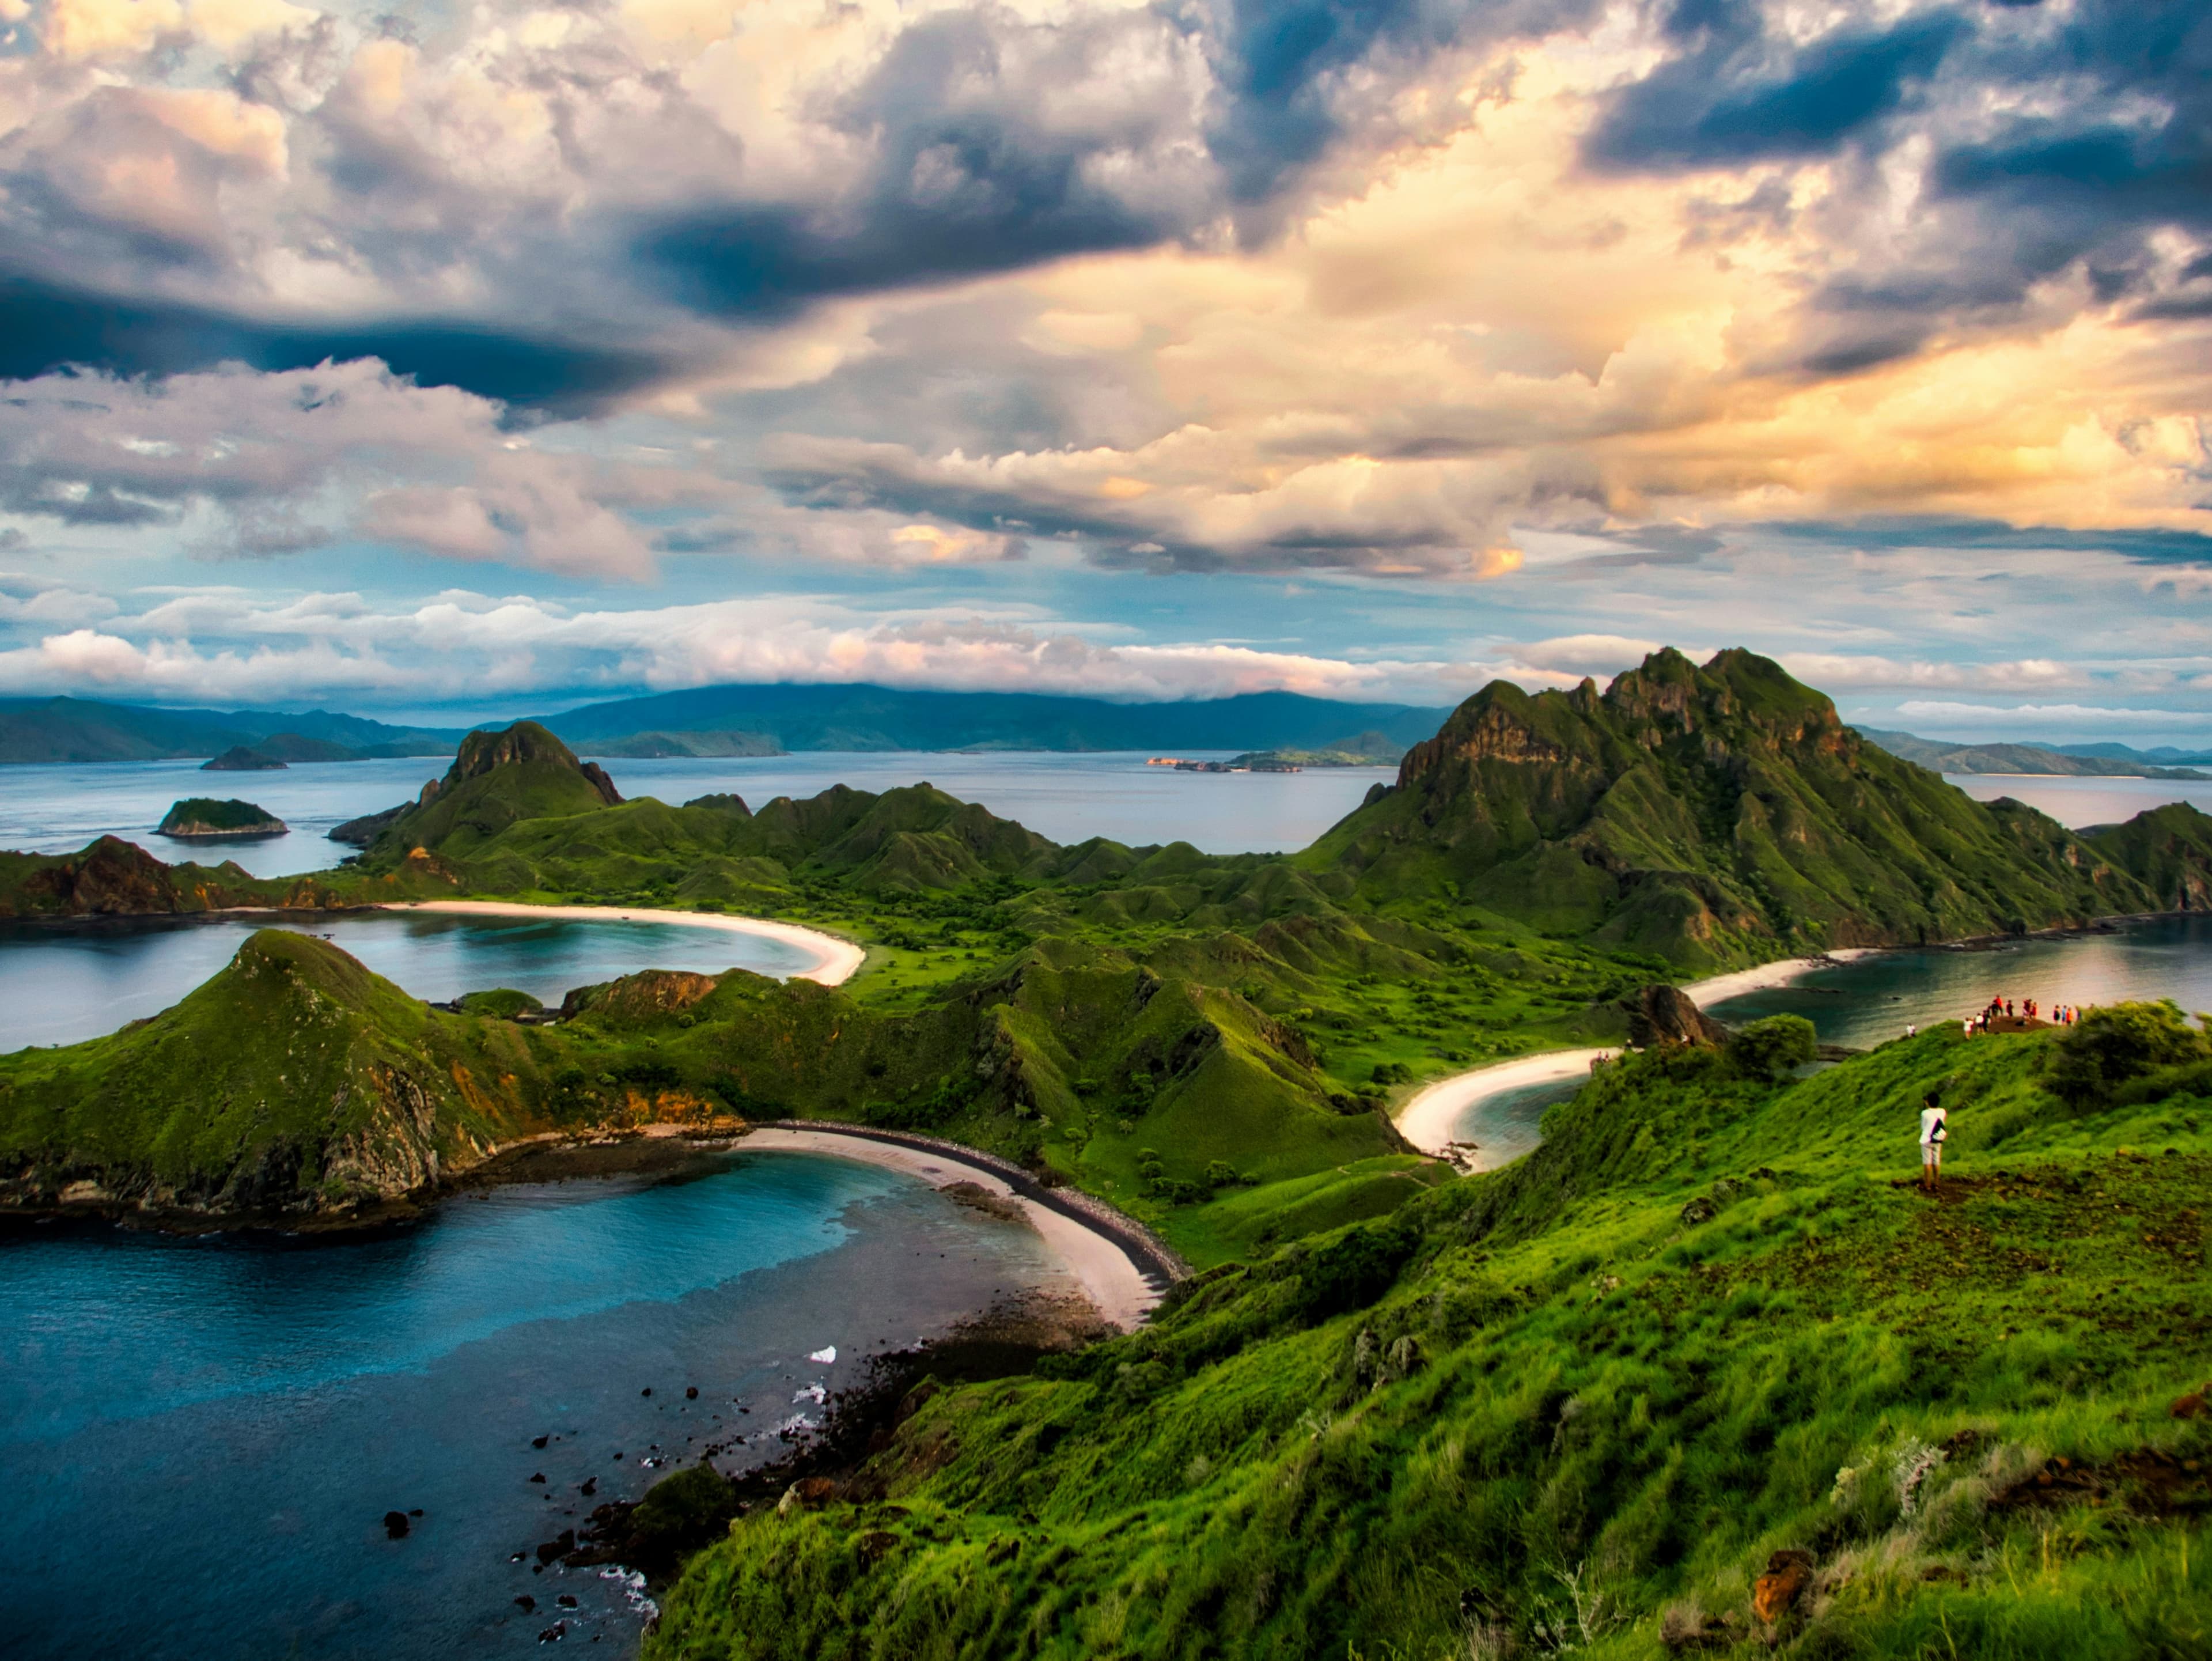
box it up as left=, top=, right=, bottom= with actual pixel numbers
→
left=0, top=911, right=810, bottom=1051
left=2, top=1150, right=1066, bottom=1659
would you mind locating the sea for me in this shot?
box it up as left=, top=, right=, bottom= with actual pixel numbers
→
left=0, top=749, right=1401, bottom=877
left=3, top=1153, right=1072, bottom=1659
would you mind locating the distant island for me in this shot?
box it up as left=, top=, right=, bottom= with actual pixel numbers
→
left=1230, top=730, right=1406, bottom=770
left=202, top=746, right=287, bottom=771
left=1862, top=727, right=2210, bottom=780
left=154, top=798, right=289, bottom=839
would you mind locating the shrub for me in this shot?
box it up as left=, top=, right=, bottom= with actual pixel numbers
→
left=2046, top=1000, right=2212, bottom=1109
left=1728, top=1014, right=1818, bottom=1082
left=1295, top=1223, right=1418, bottom=1322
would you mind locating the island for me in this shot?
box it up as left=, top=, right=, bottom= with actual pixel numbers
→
left=202, top=745, right=287, bottom=771
left=154, top=797, right=289, bottom=839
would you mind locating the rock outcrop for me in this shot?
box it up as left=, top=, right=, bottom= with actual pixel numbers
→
left=1619, top=983, right=1730, bottom=1048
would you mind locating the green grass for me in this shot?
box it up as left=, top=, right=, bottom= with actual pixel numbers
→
left=644, top=1014, right=2212, bottom=1660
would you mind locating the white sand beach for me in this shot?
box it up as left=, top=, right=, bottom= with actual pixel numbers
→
left=736, top=1126, right=1161, bottom=1331
left=1396, top=1049, right=1618, bottom=1159
left=376, top=900, right=866, bottom=986
left=1393, top=951, right=1880, bottom=1159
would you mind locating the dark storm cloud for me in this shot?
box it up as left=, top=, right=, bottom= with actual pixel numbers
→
left=1202, top=0, right=1597, bottom=202
left=0, top=276, right=674, bottom=414
left=1589, top=0, right=2212, bottom=371
left=1586, top=0, right=1963, bottom=171
left=1763, top=517, right=2212, bottom=565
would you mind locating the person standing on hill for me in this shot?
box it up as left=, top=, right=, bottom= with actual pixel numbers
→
left=1919, top=1094, right=1948, bottom=1191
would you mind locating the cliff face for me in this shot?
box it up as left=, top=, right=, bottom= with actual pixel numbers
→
left=1313, top=648, right=2158, bottom=967
left=0, top=836, right=339, bottom=919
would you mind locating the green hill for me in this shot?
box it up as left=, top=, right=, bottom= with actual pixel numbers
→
left=1305, top=649, right=2155, bottom=967
left=0, top=835, right=333, bottom=918
left=156, top=798, right=287, bottom=838
left=647, top=1008, right=2212, bottom=1660
left=2084, top=803, right=2212, bottom=913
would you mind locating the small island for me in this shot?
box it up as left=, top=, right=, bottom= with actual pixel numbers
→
left=155, top=797, right=289, bottom=839
left=202, top=746, right=288, bottom=771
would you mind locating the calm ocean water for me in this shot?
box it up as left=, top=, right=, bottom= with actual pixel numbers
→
left=2, top=1151, right=1071, bottom=1660
left=0, top=750, right=1396, bottom=876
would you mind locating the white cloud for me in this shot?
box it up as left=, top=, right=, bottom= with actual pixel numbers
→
left=0, top=589, right=1485, bottom=706
left=1896, top=700, right=2212, bottom=734
left=1782, top=655, right=2088, bottom=693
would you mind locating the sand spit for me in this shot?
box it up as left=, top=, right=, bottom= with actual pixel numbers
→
left=376, top=900, right=865, bottom=986
left=737, top=1125, right=1172, bottom=1332
left=1392, top=952, right=1880, bottom=1160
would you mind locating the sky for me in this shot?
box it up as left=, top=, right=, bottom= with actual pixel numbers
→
left=0, top=0, right=2206, bottom=740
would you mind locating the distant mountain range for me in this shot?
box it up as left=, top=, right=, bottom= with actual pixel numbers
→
left=533, top=682, right=1449, bottom=756
left=1859, top=728, right=2211, bottom=779
left=7, top=685, right=2208, bottom=777
left=0, top=698, right=462, bottom=766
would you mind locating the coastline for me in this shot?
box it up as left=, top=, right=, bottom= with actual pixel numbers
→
left=1391, top=951, right=1872, bottom=1161
left=734, top=1123, right=1177, bottom=1332
left=1395, top=1048, right=1616, bottom=1163
left=373, top=899, right=866, bottom=986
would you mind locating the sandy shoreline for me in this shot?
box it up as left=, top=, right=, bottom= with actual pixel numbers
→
left=1392, top=952, right=1874, bottom=1159
left=1396, top=1049, right=1618, bottom=1160
left=376, top=900, right=865, bottom=986
left=734, top=1125, right=1164, bottom=1332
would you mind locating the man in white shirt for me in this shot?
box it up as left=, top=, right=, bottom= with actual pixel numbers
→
left=1919, top=1095, right=1948, bottom=1191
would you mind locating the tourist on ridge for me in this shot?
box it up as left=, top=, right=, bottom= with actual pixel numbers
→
left=1919, top=1095, right=1948, bottom=1191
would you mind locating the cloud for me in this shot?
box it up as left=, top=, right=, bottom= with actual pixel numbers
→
left=0, top=587, right=1483, bottom=706
left=1896, top=699, right=2212, bottom=735
left=1782, top=654, right=2086, bottom=693
left=0, top=361, right=714, bottom=575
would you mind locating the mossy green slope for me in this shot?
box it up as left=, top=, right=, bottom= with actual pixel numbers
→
left=1305, top=649, right=2154, bottom=967
left=0, top=930, right=560, bottom=1213
left=649, top=1013, right=2212, bottom=1661
left=360, top=720, right=623, bottom=861
left=2085, top=803, right=2212, bottom=913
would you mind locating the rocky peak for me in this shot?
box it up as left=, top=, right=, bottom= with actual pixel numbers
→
left=447, top=722, right=622, bottom=805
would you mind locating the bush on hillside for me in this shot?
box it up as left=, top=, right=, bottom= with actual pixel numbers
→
left=2046, top=1000, right=2212, bottom=1108
left=1294, top=1222, right=1418, bottom=1322
left=1726, top=1013, right=1818, bottom=1082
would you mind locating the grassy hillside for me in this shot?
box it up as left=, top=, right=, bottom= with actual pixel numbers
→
left=1306, top=650, right=2156, bottom=967
left=648, top=1008, right=2212, bottom=1660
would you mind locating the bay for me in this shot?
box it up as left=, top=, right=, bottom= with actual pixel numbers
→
left=2, top=1150, right=1073, bottom=1660
left=0, top=750, right=1395, bottom=878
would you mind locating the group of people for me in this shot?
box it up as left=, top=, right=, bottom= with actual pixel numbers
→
left=1919, top=994, right=2091, bottom=1188
left=1957, top=994, right=2081, bottom=1036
